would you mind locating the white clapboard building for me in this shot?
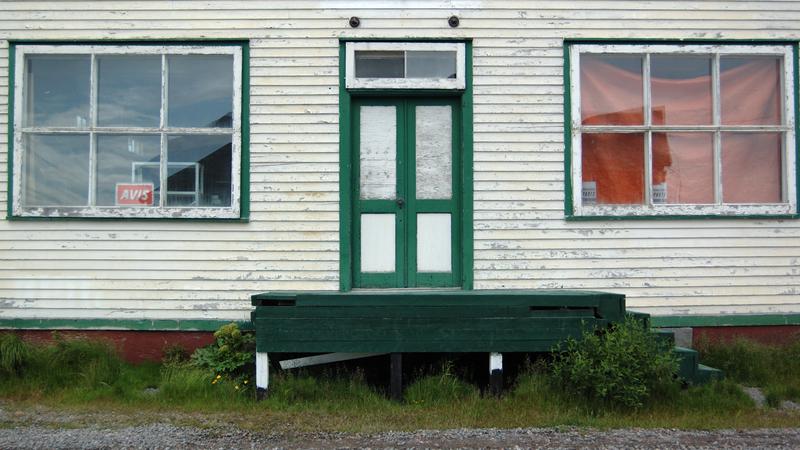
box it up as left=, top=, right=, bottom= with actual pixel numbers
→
left=1, top=1, right=799, bottom=351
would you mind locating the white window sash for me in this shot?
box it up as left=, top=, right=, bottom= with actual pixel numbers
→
left=345, top=42, right=465, bottom=90
left=569, top=43, right=797, bottom=217
left=12, top=44, right=243, bottom=219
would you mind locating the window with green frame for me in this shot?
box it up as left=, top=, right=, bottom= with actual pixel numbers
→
left=11, top=43, right=245, bottom=219
left=567, top=43, right=797, bottom=218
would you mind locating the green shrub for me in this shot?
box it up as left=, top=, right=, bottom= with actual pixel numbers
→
left=161, top=343, right=190, bottom=367
left=0, top=333, right=30, bottom=375
left=191, top=323, right=255, bottom=379
left=551, top=315, right=679, bottom=410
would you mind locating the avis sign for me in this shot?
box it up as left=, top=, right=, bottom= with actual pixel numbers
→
left=116, top=183, right=154, bottom=206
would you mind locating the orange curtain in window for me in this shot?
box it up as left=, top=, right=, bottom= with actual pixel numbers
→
left=580, top=57, right=782, bottom=205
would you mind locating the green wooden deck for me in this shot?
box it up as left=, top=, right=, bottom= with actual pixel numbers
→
left=251, top=290, right=625, bottom=353
left=250, top=290, right=721, bottom=388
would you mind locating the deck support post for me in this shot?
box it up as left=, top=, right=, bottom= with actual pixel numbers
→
left=490, top=352, right=503, bottom=396
left=390, top=352, right=403, bottom=402
left=256, top=352, right=269, bottom=400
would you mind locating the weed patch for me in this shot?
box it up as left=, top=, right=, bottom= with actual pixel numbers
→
left=698, top=337, right=800, bottom=405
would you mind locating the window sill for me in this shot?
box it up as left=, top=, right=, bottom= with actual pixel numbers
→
left=10, top=206, right=242, bottom=221
left=567, top=205, right=798, bottom=221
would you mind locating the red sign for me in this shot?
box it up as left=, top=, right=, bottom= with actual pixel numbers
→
left=116, top=183, right=154, bottom=206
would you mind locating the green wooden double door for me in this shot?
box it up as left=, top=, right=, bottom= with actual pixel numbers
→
left=353, top=97, right=462, bottom=288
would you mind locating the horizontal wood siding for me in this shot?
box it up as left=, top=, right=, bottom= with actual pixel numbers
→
left=1, top=1, right=799, bottom=324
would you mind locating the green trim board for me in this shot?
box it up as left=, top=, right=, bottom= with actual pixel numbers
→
left=562, top=39, right=800, bottom=221
left=2, top=313, right=796, bottom=333
left=5, top=39, right=251, bottom=221
left=338, top=39, right=474, bottom=291
left=651, top=314, right=800, bottom=328
left=0, top=318, right=252, bottom=332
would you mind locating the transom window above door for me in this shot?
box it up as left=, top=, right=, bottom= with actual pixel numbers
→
left=567, top=43, right=797, bottom=218
left=346, top=42, right=466, bottom=90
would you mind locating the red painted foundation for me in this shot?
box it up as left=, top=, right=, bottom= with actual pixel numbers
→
left=693, top=325, right=800, bottom=347
left=14, top=330, right=214, bottom=364
left=4, top=325, right=799, bottom=364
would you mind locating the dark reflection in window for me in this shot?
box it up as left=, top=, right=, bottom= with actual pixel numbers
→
left=168, top=55, right=234, bottom=128
left=580, top=54, right=644, bottom=125
left=167, top=135, right=232, bottom=207
left=96, top=134, right=161, bottom=206
left=24, top=134, right=90, bottom=206
left=98, top=56, right=161, bottom=127
left=26, top=56, right=90, bottom=127
left=407, top=51, right=457, bottom=78
left=355, top=51, right=405, bottom=78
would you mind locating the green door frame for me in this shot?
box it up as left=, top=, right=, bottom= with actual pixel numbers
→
left=338, top=39, right=474, bottom=291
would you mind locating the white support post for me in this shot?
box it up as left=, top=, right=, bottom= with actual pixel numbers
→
left=489, top=352, right=503, bottom=396
left=256, top=352, right=269, bottom=400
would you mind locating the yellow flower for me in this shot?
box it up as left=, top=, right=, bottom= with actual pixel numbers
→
left=243, top=380, right=248, bottom=385
left=235, top=385, right=240, bottom=390
left=212, top=380, right=217, bottom=384
left=215, top=374, right=222, bottom=379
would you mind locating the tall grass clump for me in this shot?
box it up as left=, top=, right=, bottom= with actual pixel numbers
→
left=0, top=333, right=30, bottom=375
left=551, top=315, right=680, bottom=410
left=266, top=368, right=389, bottom=412
left=49, top=334, right=123, bottom=388
left=404, top=361, right=480, bottom=406
left=698, top=336, right=800, bottom=406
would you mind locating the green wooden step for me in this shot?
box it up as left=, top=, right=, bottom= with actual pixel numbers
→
left=695, top=364, right=725, bottom=383
left=673, top=346, right=699, bottom=382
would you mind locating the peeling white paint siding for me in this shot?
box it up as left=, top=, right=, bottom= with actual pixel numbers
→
left=0, top=1, right=799, bottom=323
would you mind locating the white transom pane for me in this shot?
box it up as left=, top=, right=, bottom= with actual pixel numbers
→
left=360, top=106, right=396, bottom=199
left=360, top=214, right=396, bottom=273
left=416, top=105, right=452, bottom=199
left=417, top=213, right=452, bottom=272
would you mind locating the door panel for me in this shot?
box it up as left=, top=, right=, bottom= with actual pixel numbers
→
left=354, top=97, right=460, bottom=288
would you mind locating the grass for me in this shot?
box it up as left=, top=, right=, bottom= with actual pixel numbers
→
left=0, top=332, right=798, bottom=433
left=697, top=336, right=800, bottom=407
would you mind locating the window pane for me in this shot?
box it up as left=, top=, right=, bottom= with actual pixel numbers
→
left=722, top=133, right=782, bottom=203
left=416, top=105, right=452, bottom=200
left=407, top=51, right=457, bottom=79
left=25, top=55, right=90, bottom=127
left=581, top=133, right=645, bottom=205
left=417, top=213, right=452, bottom=272
left=168, top=55, right=234, bottom=128
left=97, top=56, right=161, bottom=127
left=23, top=134, right=89, bottom=206
left=354, top=51, right=404, bottom=78
left=167, top=135, right=232, bottom=207
left=652, top=133, right=714, bottom=204
left=651, top=55, right=712, bottom=125
left=721, top=56, right=781, bottom=125
left=96, top=135, right=161, bottom=206
left=360, top=106, right=397, bottom=200
left=361, top=214, right=395, bottom=273
left=580, top=54, right=644, bottom=125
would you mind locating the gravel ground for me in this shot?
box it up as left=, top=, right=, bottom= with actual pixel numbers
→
left=2, top=402, right=800, bottom=449
left=2, top=424, right=800, bottom=449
